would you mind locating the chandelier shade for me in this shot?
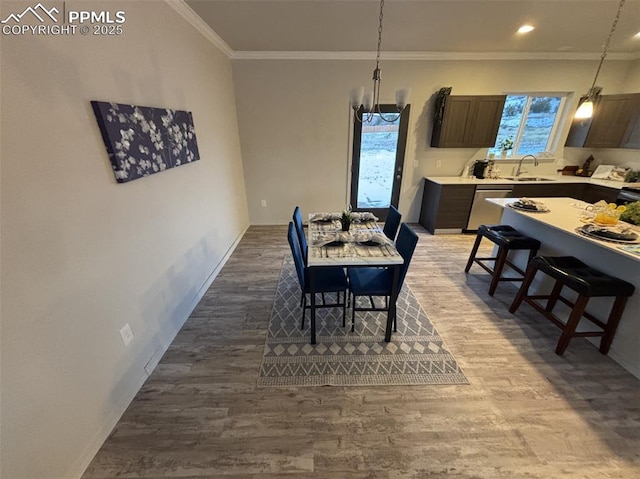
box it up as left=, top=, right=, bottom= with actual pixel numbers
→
left=350, top=0, right=410, bottom=123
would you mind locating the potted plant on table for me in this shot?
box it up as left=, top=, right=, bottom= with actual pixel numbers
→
left=500, top=137, right=513, bottom=158
left=340, top=208, right=353, bottom=232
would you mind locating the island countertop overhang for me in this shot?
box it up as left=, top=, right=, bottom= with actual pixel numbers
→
left=486, top=197, right=640, bottom=262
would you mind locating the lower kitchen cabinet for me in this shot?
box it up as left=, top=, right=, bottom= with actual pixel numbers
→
left=509, top=182, right=585, bottom=199
left=419, top=180, right=475, bottom=234
left=420, top=179, right=623, bottom=235
left=581, top=184, right=619, bottom=204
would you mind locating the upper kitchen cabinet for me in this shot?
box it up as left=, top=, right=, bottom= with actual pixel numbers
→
left=622, top=103, right=640, bottom=149
left=565, top=93, right=640, bottom=149
left=431, top=95, right=506, bottom=148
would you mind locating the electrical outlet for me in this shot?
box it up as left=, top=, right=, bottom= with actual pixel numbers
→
left=413, top=160, right=419, bottom=168
left=436, top=160, right=442, bottom=168
left=119, top=323, right=134, bottom=346
left=261, top=199, right=267, bottom=207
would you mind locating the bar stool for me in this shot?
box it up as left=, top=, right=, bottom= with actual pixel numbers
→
left=509, top=256, right=635, bottom=356
left=465, top=225, right=541, bottom=296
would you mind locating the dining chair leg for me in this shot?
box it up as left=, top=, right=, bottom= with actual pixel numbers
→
left=351, top=293, right=356, bottom=332
left=342, top=291, right=346, bottom=327
left=300, top=293, right=307, bottom=330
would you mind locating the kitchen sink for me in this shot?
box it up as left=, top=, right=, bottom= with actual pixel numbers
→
left=503, top=176, right=556, bottom=182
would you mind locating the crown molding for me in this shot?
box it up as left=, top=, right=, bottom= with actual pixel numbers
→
left=165, top=0, right=233, bottom=58
left=231, top=50, right=640, bottom=61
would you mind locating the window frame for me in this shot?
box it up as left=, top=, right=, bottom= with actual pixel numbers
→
left=491, top=92, right=569, bottom=159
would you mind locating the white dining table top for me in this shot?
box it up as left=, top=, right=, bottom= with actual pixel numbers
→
left=306, top=215, right=403, bottom=267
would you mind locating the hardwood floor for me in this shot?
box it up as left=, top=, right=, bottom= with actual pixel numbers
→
left=83, top=225, right=640, bottom=478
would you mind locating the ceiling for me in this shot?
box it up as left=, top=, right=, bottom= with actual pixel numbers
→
left=185, top=0, right=640, bottom=59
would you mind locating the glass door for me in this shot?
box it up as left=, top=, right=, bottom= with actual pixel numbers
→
left=350, top=105, right=410, bottom=220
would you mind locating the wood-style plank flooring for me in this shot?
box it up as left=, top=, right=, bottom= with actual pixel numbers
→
left=83, top=225, right=640, bottom=478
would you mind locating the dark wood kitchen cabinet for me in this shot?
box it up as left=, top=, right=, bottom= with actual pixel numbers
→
left=581, top=184, right=619, bottom=204
left=566, top=93, right=640, bottom=148
left=622, top=105, right=640, bottom=149
left=419, top=180, right=475, bottom=234
left=509, top=183, right=585, bottom=200
left=431, top=95, right=506, bottom=148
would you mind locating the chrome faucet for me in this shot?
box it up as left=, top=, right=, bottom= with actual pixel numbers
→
left=514, top=154, right=539, bottom=177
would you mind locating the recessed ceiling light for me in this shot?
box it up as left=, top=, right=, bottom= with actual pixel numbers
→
left=518, top=25, right=535, bottom=34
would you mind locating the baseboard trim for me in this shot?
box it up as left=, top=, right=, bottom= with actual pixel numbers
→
left=69, top=224, right=249, bottom=479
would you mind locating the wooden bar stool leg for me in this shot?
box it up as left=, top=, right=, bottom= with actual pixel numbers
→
left=489, top=246, right=508, bottom=296
left=546, top=280, right=564, bottom=312
left=555, top=294, right=589, bottom=356
left=465, top=233, right=483, bottom=273
left=599, top=296, right=629, bottom=354
left=509, top=262, right=537, bottom=313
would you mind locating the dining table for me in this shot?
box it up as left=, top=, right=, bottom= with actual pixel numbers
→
left=306, top=212, right=404, bottom=345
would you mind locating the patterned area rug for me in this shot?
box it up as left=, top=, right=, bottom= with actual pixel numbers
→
left=257, top=257, right=468, bottom=387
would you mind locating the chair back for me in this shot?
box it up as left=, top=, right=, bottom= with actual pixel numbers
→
left=292, top=206, right=308, bottom=260
left=383, top=205, right=402, bottom=241
left=287, top=222, right=306, bottom=289
left=395, top=223, right=419, bottom=289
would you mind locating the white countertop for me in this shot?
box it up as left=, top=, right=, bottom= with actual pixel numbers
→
left=426, top=175, right=630, bottom=189
left=487, top=197, right=640, bottom=262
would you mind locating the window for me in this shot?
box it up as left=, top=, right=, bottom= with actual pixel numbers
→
left=489, top=94, right=567, bottom=158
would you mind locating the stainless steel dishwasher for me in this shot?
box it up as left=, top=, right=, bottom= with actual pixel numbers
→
left=465, top=185, right=513, bottom=231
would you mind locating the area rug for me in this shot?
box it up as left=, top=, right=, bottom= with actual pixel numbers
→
left=257, top=257, right=468, bottom=387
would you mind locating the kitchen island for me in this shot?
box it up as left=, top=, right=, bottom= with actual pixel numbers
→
left=487, top=197, right=640, bottom=379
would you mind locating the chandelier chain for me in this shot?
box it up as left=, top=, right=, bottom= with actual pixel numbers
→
left=352, top=0, right=406, bottom=123
left=589, top=0, right=626, bottom=93
left=375, top=0, right=384, bottom=69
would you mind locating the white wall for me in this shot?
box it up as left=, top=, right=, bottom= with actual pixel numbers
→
left=233, top=58, right=638, bottom=224
left=623, top=59, right=640, bottom=91
left=0, top=2, right=248, bottom=478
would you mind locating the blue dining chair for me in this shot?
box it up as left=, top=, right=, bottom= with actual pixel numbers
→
left=347, top=223, right=418, bottom=332
left=383, top=205, right=402, bottom=241
left=292, top=206, right=308, bottom=260
left=287, top=222, right=348, bottom=329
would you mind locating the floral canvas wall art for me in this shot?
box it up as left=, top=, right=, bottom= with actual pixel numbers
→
left=91, top=101, right=200, bottom=183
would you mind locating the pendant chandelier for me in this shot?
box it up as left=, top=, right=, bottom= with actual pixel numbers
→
left=349, top=0, right=410, bottom=123
left=575, top=0, right=626, bottom=119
